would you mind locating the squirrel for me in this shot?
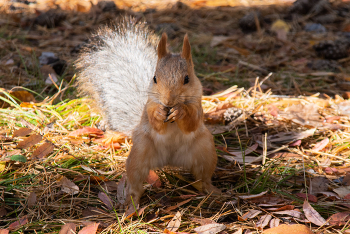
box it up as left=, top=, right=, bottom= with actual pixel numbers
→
left=75, top=19, right=219, bottom=207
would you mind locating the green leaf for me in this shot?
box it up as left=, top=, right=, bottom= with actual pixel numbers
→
left=10, top=155, right=27, bottom=163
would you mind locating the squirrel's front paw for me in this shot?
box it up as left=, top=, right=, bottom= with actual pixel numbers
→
left=154, top=105, right=168, bottom=122
left=166, top=104, right=186, bottom=122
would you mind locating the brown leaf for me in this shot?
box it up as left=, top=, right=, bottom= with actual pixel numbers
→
left=267, top=205, right=295, bottom=211
left=190, top=217, right=216, bottom=226
left=268, top=129, right=316, bottom=143
left=8, top=216, right=28, bottom=230
left=328, top=212, right=350, bottom=226
left=117, top=173, right=127, bottom=205
left=194, top=223, right=226, bottom=234
left=312, top=138, right=329, bottom=151
left=78, top=222, right=99, bottom=234
left=165, top=198, right=192, bottom=212
left=273, top=210, right=302, bottom=219
left=59, top=223, right=76, bottom=234
left=238, top=191, right=268, bottom=200
left=269, top=218, right=280, bottom=228
left=0, top=230, right=9, bottom=234
left=343, top=173, right=350, bottom=186
left=0, top=90, right=35, bottom=108
left=296, top=193, right=317, bottom=203
left=0, top=207, right=7, bottom=217
left=318, top=192, right=340, bottom=200
left=227, top=143, right=258, bottom=157
left=98, top=192, right=114, bottom=210
left=333, top=186, right=350, bottom=198
left=69, top=127, right=103, bottom=137
left=303, top=200, right=328, bottom=226
left=166, top=211, right=181, bottom=232
left=13, top=128, right=32, bottom=137
left=146, top=170, right=161, bottom=188
left=17, top=134, right=42, bottom=149
left=27, top=192, right=37, bottom=208
left=58, top=176, right=79, bottom=195
left=310, top=177, right=328, bottom=195
left=32, top=142, right=54, bottom=159
left=82, top=207, right=107, bottom=217
left=103, top=181, right=118, bottom=192
left=240, top=210, right=262, bottom=221
left=256, top=214, right=272, bottom=230
left=263, top=224, right=312, bottom=234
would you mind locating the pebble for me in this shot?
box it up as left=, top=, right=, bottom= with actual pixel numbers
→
left=304, top=23, right=326, bottom=33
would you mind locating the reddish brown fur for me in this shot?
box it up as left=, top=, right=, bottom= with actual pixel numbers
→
left=125, top=33, right=219, bottom=207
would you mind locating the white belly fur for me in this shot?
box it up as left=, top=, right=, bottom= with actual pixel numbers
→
left=150, top=122, right=197, bottom=169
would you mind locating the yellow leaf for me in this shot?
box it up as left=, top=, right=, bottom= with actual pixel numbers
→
left=0, top=161, right=6, bottom=172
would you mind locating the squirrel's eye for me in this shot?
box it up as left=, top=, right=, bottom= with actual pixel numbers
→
left=184, top=75, right=189, bottom=84
left=153, top=76, right=157, bottom=84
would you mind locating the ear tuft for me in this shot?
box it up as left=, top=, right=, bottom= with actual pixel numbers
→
left=181, top=34, right=192, bottom=61
left=157, top=33, right=168, bottom=60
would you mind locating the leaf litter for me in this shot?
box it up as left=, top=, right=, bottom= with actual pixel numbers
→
left=1, top=0, right=350, bottom=233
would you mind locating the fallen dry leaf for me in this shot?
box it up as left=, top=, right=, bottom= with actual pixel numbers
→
left=296, top=193, right=317, bottom=203
left=310, top=177, right=329, bottom=195
left=318, top=192, right=340, bottom=200
left=32, top=142, right=54, bottom=159
left=190, top=217, right=216, bottom=226
left=98, top=192, right=114, bottom=210
left=268, top=129, right=316, bottom=143
left=103, top=181, right=118, bottom=192
left=146, top=170, right=162, bottom=188
left=58, top=176, right=79, bottom=195
left=256, top=214, right=272, bottom=230
left=8, top=216, right=28, bottom=230
left=166, top=211, right=181, bottom=232
left=17, top=134, right=42, bottom=149
left=303, top=200, right=328, bottom=226
left=312, top=138, right=329, bottom=151
left=273, top=210, right=302, bottom=219
left=263, top=224, right=312, bottom=234
left=240, top=210, right=262, bottom=221
left=0, top=90, right=35, bottom=108
left=82, top=207, right=107, bottom=217
left=27, top=192, right=37, bottom=208
left=194, top=223, right=226, bottom=234
left=59, top=223, right=76, bottom=234
left=333, top=186, right=350, bottom=198
left=269, top=218, right=280, bottom=228
left=117, top=173, right=127, bottom=205
left=69, top=127, right=103, bottom=137
left=343, top=173, right=350, bottom=186
left=78, top=222, right=99, bottom=234
left=328, top=212, right=350, bottom=226
left=13, top=128, right=32, bottom=137
left=266, top=205, right=295, bottom=211
left=165, top=198, right=192, bottom=212
left=0, top=207, right=7, bottom=217
left=227, top=143, right=258, bottom=157
left=239, top=191, right=268, bottom=199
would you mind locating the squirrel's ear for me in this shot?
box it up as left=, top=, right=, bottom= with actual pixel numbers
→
left=181, top=34, right=192, bottom=62
left=157, top=33, right=168, bottom=60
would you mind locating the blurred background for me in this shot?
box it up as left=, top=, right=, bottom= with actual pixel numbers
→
left=1, top=0, right=350, bottom=102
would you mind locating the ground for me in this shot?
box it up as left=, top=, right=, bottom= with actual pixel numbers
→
left=0, top=0, right=350, bottom=233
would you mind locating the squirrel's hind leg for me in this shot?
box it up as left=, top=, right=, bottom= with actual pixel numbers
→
left=125, top=133, right=156, bottom=208
left=190, top=131, right=221, bottom=195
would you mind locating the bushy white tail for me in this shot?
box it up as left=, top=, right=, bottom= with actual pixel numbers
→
left=75, top=20, right=158, bottom=134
